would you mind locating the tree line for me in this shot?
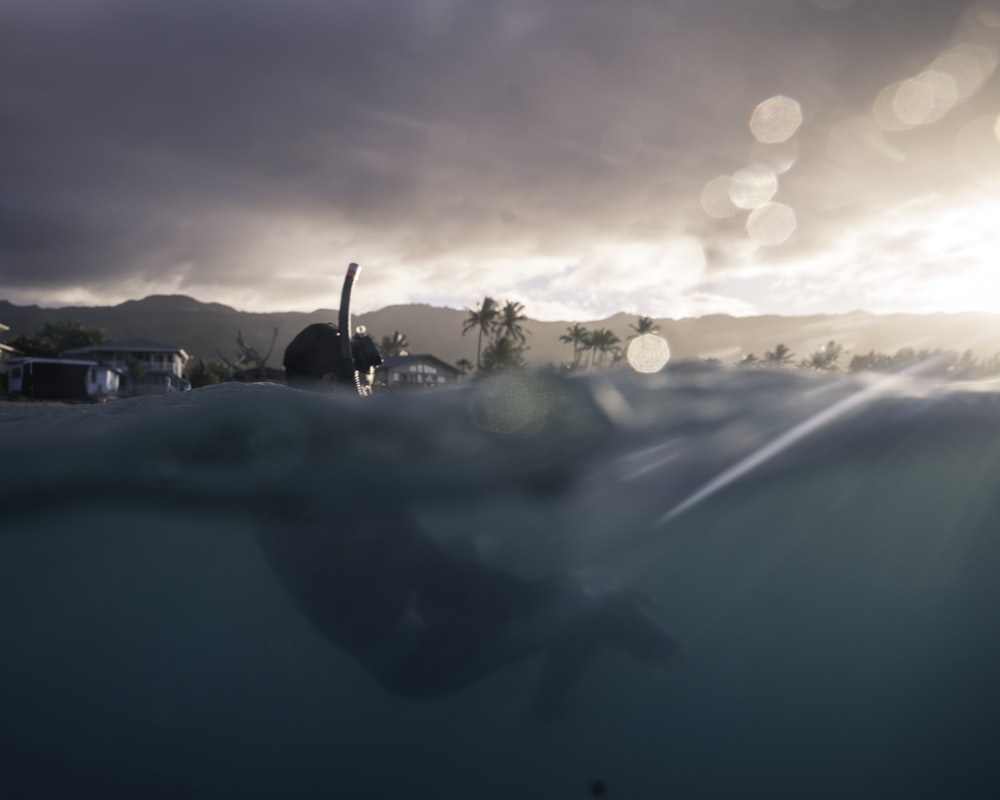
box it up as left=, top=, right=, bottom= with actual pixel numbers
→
left=9, top=316, right=1000, bottom=392
left=740, top=340, right=1000, bottom=379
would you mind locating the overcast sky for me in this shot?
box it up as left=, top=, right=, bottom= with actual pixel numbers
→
left=2, top=0, right=1000, bottom=319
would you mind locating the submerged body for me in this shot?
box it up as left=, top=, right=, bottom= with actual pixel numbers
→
left=255, top=510, right=678, bottom=711
left=5, top=371, right=1000, bottom=797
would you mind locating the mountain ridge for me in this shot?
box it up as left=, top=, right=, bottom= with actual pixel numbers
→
left=3, top=295, right=1000, bottom=370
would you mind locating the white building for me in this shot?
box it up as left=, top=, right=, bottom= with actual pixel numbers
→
left=376, top=354, right=462, bottom=388
left=62, top=338, right=191, bottom=394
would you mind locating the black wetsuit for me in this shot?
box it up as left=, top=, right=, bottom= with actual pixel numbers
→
left=255, top=511, right=678, bottom=710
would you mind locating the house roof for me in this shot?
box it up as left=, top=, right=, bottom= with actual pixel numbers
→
left=378, top=354, right=461, bottom=374
left=62, top=338, right=190, bottom=361
left=5, top=356, right=111, bottom=368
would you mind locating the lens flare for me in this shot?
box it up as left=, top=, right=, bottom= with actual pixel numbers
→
left=749, top=96, right=803, bottom=144
left=626, top=334, right=671, bottom=374
left=932, top=43, right=998, bottom=101
left=873, top=41, right=999, bottom=132
left=892, top=71, right=957, bottom=126
left=746, top=202, right=796, bottom=246
left=729, top=165, right=778, bottom=209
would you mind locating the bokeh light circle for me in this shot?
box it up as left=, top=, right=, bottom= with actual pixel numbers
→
left=746, top=202, right=797, bottom=245
left=626, top=334, right=671, bottom=374
left=749, top=96, right=803, bottom=144
left=729, top=165, right=778, bottom=209
left=893, top=71, right=956, bottom=127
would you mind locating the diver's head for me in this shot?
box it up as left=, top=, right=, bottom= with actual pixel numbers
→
left=283, top=322, right=356, bottom=390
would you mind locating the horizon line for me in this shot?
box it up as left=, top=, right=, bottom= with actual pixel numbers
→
left=5, top=293, right=1000, bottom=324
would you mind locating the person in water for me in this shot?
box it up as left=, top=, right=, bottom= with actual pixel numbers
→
left=272, top=321, right=679, bottom=713
left=255, top=508, right=679, bottom=715
left=283, top=321, right=382, bottom=391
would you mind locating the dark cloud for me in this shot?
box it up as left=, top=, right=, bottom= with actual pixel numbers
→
left=0, top=0, right=995, bottom=314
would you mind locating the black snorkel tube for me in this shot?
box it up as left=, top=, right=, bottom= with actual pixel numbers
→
left=339, top=262, right=364, bottom=396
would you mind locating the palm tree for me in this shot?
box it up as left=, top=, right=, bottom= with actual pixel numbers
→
left=763, top=343, right=794, bottom=366
left=497, top=300, right=529, bottom=344
left=801, top=340, right=842, bottom=371
left=628, top=316, right=658, bottom=339
left=462, top=297, right=500, bottom=372
left=481, top=336, right=526, bottom=373
left=380, top=330, right=410, bottom=357
left=559, top=323, right=590, bottom=368
left=588, top=328, right=621, bottom=368
left=455, top=358, right=474, bottom=375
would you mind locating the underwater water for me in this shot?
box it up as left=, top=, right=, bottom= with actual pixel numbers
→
left=2, top=365, right=1000, bottom=799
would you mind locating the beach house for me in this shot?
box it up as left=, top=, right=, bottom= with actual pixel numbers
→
left=62, top=338, right=191, bottom=394
left=376, top=354, right=462, bottom=388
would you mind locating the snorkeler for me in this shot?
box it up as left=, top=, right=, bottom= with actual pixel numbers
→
left=283, top=263, right=381, bottom=394
left=270, top=263, right=679, bottom=712
left=255, top=508, right=679, bottom=715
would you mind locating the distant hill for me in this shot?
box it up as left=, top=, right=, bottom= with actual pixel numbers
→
left=3, top=295, right=1000, bottom=370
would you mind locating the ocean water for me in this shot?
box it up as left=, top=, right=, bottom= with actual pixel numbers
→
left=2, top=365, right=1000, bottom=799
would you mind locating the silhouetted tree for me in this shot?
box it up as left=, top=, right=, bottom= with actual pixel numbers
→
left=587, top=328, right=621, bottom=368
left=8, top=320, right=107, bottom=358
left=217, top=328, right=278, bottom=379
left=497, top=300, right=529, bottom=344
left=380, top=330, right=410, bottom=357
left=559, top=323, right=590, bottom=369
left=188, top=358, right=232, bottom=388
left=481, top=335, right=526, bottom=373
left=628, top=316, right=658, bottom=338
left=763, top=343, right=795, bottom=366
left=949, top=349, right=980, bottom=380
left=801, top=340, right=842, bottom=371
left=849, top=350, right=894, bottom=372
left=462, top=297, right=500, bottom=372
